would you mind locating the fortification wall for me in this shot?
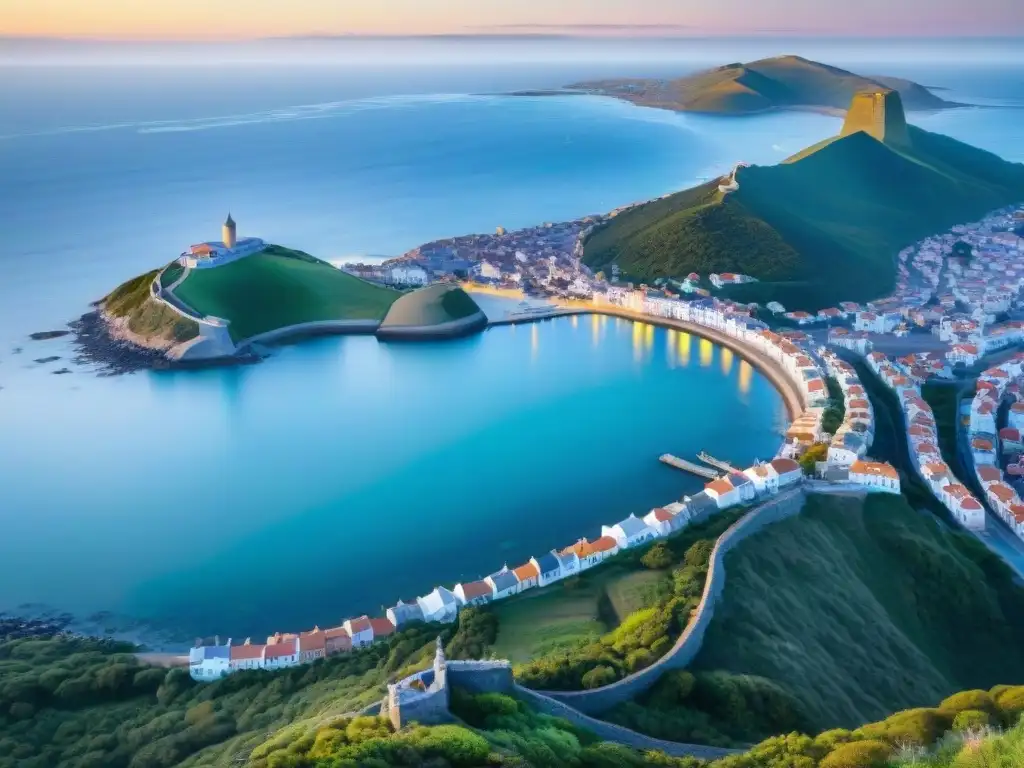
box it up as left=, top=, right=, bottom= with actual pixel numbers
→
left=513, top=685, right=740, bottom=760
left=389, top=686, right=451, bottom=729
left=448, top=661, right=514, bottom=694
left=535, top=487, right=807, bottom=714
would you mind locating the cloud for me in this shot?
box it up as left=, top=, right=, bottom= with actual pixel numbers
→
left=468, top=23, right=696, bottom=33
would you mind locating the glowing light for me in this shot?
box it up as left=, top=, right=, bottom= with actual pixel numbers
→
left=632, top=321, right=643, bottom=363
left=645, top=323, right=654, bottom=351
left=739, top=360, right=753, bottom=395
left=531, top=323, right=539, bottom=360
left=571, top=315, right=578, bottom=329
left=591, top=314, right=600, bottom=347
left=667, top=329, right=677, bottom=367
left=699, top=338, right=713, bottom=368
left=721, top=347, right=734, bottom=376
left=678, top=332, right=691, bottom=366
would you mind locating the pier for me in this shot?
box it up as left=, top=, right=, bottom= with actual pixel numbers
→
left=660, top=454, right=721, bottom=480
left=697, top=451, right=740, bottom=474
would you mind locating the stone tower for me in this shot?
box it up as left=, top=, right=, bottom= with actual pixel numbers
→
left=433, top=634, right=447, bottom=691
left=222, top=213, right=237, bottom=249
left=840, top=88, right=910, bottom=147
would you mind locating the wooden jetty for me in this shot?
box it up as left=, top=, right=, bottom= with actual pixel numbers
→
left=660, top=454, right=720, bottom=480
left=697, top=451, right=740, bottom=474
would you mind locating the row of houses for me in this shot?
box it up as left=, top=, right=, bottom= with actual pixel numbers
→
left=967, top=356, right=1024, bottom=539
left=821, top=350, right=875, bottom=467
left=863, top=352, right=985, bottom=529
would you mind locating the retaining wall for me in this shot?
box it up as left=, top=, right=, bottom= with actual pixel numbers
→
left=536, top=487, right=807, bottom=715
left=514, top=685, right=741, bottom=760
left=448, top=661, right=515, bottom=694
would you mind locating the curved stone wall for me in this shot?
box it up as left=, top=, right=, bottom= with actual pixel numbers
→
left=535, top=487, right=806, bottom=714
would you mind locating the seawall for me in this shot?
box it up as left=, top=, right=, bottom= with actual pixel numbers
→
left=534, top=487, right=807, bottom=714
left=376, top=311, right=489, bottom=341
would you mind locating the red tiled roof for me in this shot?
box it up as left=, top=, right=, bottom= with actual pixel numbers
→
left=706, top=478, right=734, bottom=495
left=459, top=580, right=493, bottom=601
left=771, top=457, right=800, bottom=474
left=850, top=460, right=898, bottom=480
left=1000, top=427, right=1021, bottom=441
left=368, top=618, right=395, bottom=637
left=230, top=643, right=265, bottom=661
left=650, top=508, right=674, bottom=522
left=989, top=484, right=1016, bottom=502
left=513, top=561, right=540, bottom=580
left=346, top=616, right=372, bottom=634
left=265, top=639, right=297, bottom=659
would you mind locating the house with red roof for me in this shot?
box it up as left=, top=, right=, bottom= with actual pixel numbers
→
left=264, top=636, right=299, bottom=670
left=229, top=640, right=266, bottom=671
left=454, top=580, right=493, bottom=607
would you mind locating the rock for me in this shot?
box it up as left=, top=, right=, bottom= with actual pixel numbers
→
left=52, top=368, right=72, bottom=375
left=34, top=356, right=61, bottom=364
left=29, top=330, right=71, bottom=341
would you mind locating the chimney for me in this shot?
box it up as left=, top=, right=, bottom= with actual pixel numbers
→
left=244, top=637, right=251, bottom=646
left=214, top=635, right=221, bottom=646
left=194, top=637, right=202, bottom=648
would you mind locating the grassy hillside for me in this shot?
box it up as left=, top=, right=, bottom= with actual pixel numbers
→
left=172, top=245, right=399, bottom=342
left=378, top=283, right=483, bottom=328
left=103, top=269, right=199, bottom=344
left=687, top=493, right=1024, bottom=731
left=583, top=99, right=1024, bottom=310
left=570, top=54, right=957, bottom=115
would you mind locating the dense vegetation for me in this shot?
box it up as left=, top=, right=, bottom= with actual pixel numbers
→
left=921, top=382, right=977, bottom=493
left=515, top=509, right=746, bottom=691
left=821, top=376, right=846, bottom=436
left=103, top=268, right=199, bottom=344
left=688, top=493, right=1024, bottom=733
left=583, top=99, right=1024, bottom=310
left=0, top=612, right=494, bottom=768
left=172, top=245, right=400, bottom=342
left=570, top=54, right=955, bottom=115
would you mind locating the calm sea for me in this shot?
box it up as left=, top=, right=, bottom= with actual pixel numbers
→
left=0, top=38, right=1022, bottom=642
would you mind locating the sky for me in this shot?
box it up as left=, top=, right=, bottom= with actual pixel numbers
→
left=2, top=0, right=1023, bottom=40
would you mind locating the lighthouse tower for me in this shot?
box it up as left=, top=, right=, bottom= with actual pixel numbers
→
left=222, top=213, right=237, bottom=250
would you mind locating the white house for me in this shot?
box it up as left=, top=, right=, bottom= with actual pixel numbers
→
left=181, top=214, right=266, bottom=269
left=189, top=643, right=231, bottom=681
left=770, top=457, right=803, bottom=486
left=341, top=618, right=374, bottom=648
left=530, top=551, right=565, bottom=587
left=643, top=507, right=680, bottom=537
left=386, top=264, right=429, bottom=286
left=264, top=637, right=300, bottom=670
left=554, top=550, right=580, bottom=579
left=848, top=460, right=900, bottom=493
left=601, top=514, right=657, bottom=549
left=743, top=463, right=779, bottom=495
left=417, top=586, right=459, bottom=623
left=726, top=472, right=757, bottom=503
left=229, top=640, right=266, bottom=672
left=703, top=476, right=739, bottom=509
left=564, top=536, right=619, bottom=570
left=387, top=599, right=425, bottom=628
left=485, top=567, right=521, bottom=599
left=454, top=580, right=493, bottom=606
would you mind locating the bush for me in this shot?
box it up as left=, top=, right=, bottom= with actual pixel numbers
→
left=939, top=689, right=996, bottom=715
left=581, top=666, right=617, bottom=689
left=856, top=707, right=951, bottom=747
left=819, top=739, right=891, bottom=768
left=994, top=685, right=1024, bottom=722
left=642, top=543, right=674, bottom=570
left=953, top=709, right=991, bottom=731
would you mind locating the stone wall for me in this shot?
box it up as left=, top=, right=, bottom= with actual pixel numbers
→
left=536, top=487, right=807, bottom=715
left=448, top=660, right=515, bottom=694
left=388, top=686, right=450, bottom=729
left=514, top=685, right=740, bottom=760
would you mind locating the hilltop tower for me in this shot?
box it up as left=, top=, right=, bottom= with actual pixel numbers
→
left=222, top=213, right=237, bottom=250
left=841, top=88, right=910, bottom=147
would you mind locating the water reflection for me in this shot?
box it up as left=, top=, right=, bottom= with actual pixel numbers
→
left=739, top=360, right=753, bottom=395
left=632, top=321, right=644, bottom=362
left=699, top=338, right=713, bottom=368
left=591, top=314, right=600, bottom=347
left=666, top=329, right=677, bottom=368
left=678, top=332, right=691, bottom=367
left=721, top=347, right=734, bottom=376
left=531, top=323, right=539, bottom=361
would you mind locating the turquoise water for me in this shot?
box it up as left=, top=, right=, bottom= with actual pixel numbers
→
left=0, top=47, right=1021, bottom=641
left=0, top=316, right=783, bottom=638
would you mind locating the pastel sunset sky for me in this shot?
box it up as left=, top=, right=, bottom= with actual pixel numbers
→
left=3, top=0, right=1022, bottom=40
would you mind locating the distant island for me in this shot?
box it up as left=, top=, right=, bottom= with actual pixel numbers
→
left=583, top=87, right=1024, bottom=311
left=81, top=216, right=487, bottom=368
left=560, top=54, right=963, bottom=116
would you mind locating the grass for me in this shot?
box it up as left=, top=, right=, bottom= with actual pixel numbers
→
left=896, top=721, right=1024, bottom=767
left=489, top=568, right=668, bottom=665
left=583, top=108, right=1024, bottom=311
left=379, top=283, right=482, bottom=328
left=103, top=268, right=199, bottom=344
left=172, top=245, right=400, bottom=342
left=690, top=492, right=1024, bottom=731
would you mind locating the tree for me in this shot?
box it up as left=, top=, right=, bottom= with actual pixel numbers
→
left=799, top=443, right=829, bottom=475
left=951, top=240, right=973, bottom=259
left=641, top=543, right=673, bottom=570
left=952, top=709, right=991, bottom=731
left=581, top=666, right=617, bottom=689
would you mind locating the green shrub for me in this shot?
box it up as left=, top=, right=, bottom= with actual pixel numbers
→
left=642, top=543, right=674, bottom=570
left=581, top=666, right=617, bottom=689
left=952, top=709, right=991, bottom=731
left=939, top=689, right=996, bottom=715
left=819, top=739, right=891, bottom=768
left=856, top=708, right=951, bottom=747
left=993, top=686, right=1024, bottom=722
left=814, top=728, right=854, bottom=750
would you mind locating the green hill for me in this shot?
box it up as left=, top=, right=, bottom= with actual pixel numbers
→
left=170, top=245, right=400, bottom=342
left=569, top=54, right=959, bottom=115
left=583, top=90, right=1024, bottom=310
left=377, top=283, right=487, bottom=338
left=687, top=493, right=1024, bottom=731
left=102, top=269, right=199, bottom=345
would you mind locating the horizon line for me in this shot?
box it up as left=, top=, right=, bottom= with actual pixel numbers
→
left=4, top=31, right=1024, bottom=44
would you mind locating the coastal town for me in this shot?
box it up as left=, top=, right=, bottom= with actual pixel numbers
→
left=189, top=199, right=1024, bottom=682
